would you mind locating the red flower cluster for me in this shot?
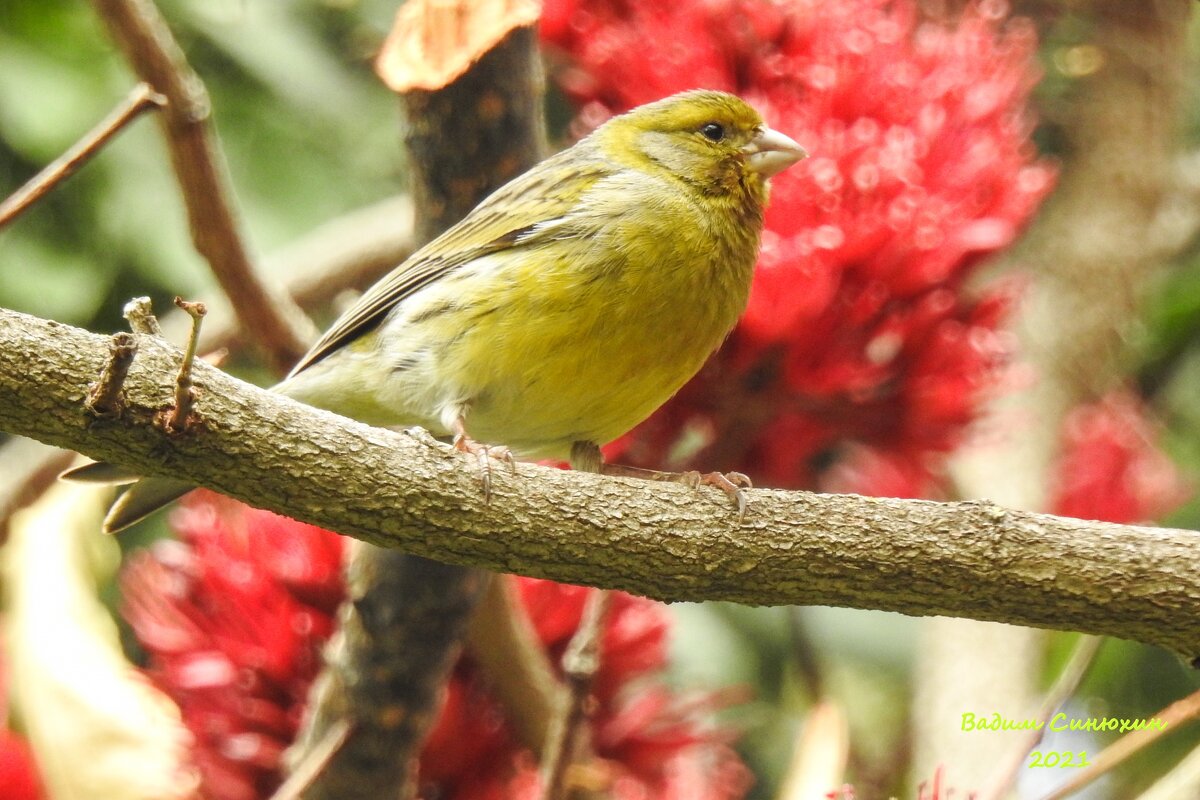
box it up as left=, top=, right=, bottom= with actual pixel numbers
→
left=419, top=579, right=749, bottom=800
left=121, top=494, right=346, bottom=800
left=1051, top=391, right=1190, bottom=524
left=0, top=636, right=44, bottom=800
left=0, top=729, right=43, bottom=800
left=542, top=0, right=1054, bottom=495
left=123, top=500, right=748, bottom=800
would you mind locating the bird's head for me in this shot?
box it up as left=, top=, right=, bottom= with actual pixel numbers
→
left=596, top=89, right=807, bottom=200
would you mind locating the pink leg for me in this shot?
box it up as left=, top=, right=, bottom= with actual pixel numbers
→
left=452, top=417, right=514, bottom=502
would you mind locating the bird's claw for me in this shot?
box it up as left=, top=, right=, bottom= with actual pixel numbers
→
left=595, top=457, right=752, bottom=522
left=453, top=434, right=515, bottom=503
left=683, top=470, right=752, bottom=522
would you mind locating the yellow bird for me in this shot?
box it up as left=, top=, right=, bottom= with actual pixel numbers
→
left=78, top=89, right=806, bottom=532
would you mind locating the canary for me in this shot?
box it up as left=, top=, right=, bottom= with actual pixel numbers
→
left=75, top=89, right=806, bottom=532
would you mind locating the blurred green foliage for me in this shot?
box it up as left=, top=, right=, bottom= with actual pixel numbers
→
left=0, top=0, right=403, bottom=331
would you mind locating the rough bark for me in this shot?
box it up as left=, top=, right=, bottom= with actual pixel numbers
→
left=401, top=26, right=548, bottom=242
left=2, top=306, right=1199, bottom=661
left=287, top=549, right=490, bottom=800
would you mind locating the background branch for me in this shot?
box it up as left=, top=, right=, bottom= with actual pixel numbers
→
left=287, top=550, right=489, bottom=800
left=0, top=82, right=164, bottom=230
left=0, top=438, right=79, bottom=542
left=2, top=305, right=1198, bottom=660
left=188, top=195, right=416, bottom=357
left=464, top=574, right=561, bottom=754
left=1, top=194, right=415, bottom=550
left=89, top=0, right=316, bottom=370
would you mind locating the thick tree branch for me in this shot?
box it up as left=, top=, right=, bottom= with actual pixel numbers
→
left=2, top=305, right=1199, bottom=661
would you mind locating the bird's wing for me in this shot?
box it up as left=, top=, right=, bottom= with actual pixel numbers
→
left=288, top=154, right=610, bottom=377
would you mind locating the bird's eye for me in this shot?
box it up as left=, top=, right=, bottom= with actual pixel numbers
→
left=699, top=122, right=726, bottom=142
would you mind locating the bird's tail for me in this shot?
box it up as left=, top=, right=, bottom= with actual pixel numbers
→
left=62, top=463, right=194, bottom=533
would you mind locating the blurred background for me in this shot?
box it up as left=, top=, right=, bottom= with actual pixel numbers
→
left=3, top=0, right=1200, bottom=798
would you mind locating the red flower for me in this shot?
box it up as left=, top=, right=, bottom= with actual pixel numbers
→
left=0, top=730, right=44, bottom=800
left=418, top=579, right=750, bottom=800
left=0, top=635, right=45, bottom=800
left=543, top=0, right=1053, bottom=496
left=124, top=502, right=749, bottom=800
left=121, top=493, right=346, bottom=800
left=1051, top=391, right=1190, bottom=524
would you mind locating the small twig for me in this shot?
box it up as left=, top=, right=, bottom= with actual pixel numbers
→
left=0, top=83, right=165, bottom=230
left=540, top=588, right=612, bottom=800
left=267, top=720, right=351, bottom=800
left=978, top=635, right=1105, bottom=800
left=166, top=297, right=205, bottom=432
left=1040, top=686, right=1200, bottom=800
left=786, top=606, right=825, bottom=701
left=122, top=296, right=162, bottom=336
left=774, top=701, right=849, bottom=800
left=89, top=0, right=316, bottom=372
left=84, top=333, right=139, bottom=418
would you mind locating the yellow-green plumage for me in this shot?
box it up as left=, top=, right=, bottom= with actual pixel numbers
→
left=280, top=90, right=796, bottom=459
left=87, top=89, right=806, bottom=531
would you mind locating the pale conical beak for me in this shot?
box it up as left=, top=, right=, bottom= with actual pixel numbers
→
left=743, top=126, right=808, bottom=177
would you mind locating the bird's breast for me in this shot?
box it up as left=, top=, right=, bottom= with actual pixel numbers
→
left=436, top=194, right=760, bottom=457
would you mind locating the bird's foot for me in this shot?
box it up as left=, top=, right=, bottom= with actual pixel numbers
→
left=679, top=469, right=753, bottom=521
left=595, top=459, right=753, bottom=522
left=453, top=432, right=515, bottom=503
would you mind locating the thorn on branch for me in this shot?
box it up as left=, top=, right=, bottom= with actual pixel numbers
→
left=84, top=332, right=139, bottom=418
left=165, top=296, right=206, bottom=433
left=540, top=588, right=612, bottom=800
left=122, top=295, right=163, bottom=336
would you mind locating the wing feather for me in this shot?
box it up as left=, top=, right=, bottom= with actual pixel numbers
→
left=288, top=151, right=610, bottom=377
